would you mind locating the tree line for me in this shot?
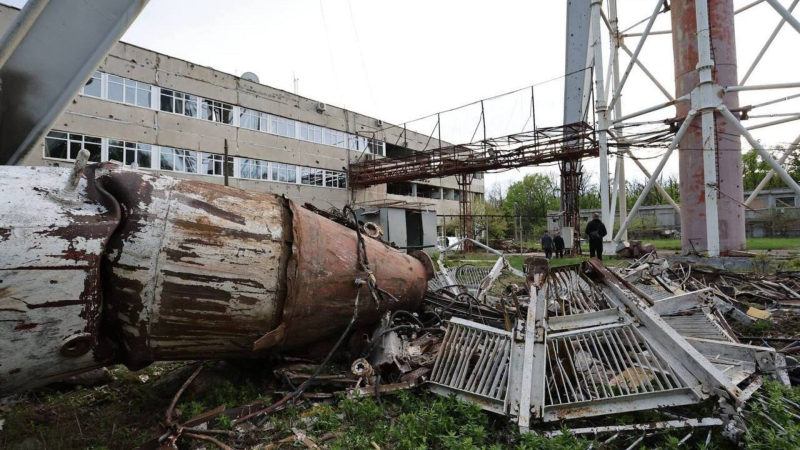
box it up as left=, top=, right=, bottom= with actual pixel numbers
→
left=462, top=147, right=799, bottom=241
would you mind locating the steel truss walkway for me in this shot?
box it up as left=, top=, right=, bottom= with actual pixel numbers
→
left=349, top=121, right=598, bottom=187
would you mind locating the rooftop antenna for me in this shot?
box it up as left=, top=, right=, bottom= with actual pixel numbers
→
left=293, top=71, right=299, bottom=95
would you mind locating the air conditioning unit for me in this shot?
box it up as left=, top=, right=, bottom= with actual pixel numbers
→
left=316, top=102, right=326, bottom=113
left=376, top=119, right=383, bottom=127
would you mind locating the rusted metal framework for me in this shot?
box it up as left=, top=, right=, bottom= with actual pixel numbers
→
left=349, top=122, right=598, bottom=187
left=350, top=122, right=597, bottom=251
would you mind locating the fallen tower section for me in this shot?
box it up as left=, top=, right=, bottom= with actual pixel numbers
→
left=0, top=160, right=430, bottom=393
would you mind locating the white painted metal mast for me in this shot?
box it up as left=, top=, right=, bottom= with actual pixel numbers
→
left=694, top=0, right=722, bottom=257
left=608, top=0, right=627, bottom=241
left=589, top=0, right=611, bottom=241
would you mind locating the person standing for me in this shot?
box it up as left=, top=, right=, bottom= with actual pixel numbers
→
left=541, top=230, right=553, bottom=260
left=585, top=212, right=607, bottom=260
left=553, top=232, right=565, bottom=259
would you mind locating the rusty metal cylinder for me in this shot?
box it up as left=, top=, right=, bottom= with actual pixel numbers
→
left=1, top=164, right=429, bottom=392
left=671, top=0, right=746, bottom=254
left=97, top=167, right=429, bottom=366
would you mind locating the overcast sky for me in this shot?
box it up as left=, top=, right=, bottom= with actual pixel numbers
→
left=6, top=0, right=800, bottom=194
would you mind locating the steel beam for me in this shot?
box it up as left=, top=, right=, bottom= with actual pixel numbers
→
left=740, top=0, right=800, bottom=86
left=607, top=0, right=663, bottom=113
left=609, top=0, right=627, bottom=242
left=0, top=0, right=151, bottom=164
left=745, top=133, right=800, bottom=206
left=719, top=105, right=800, bottom=198
left=615, top=110, right=696, bottom=242
left=628, top=151, right=681, bottom=214
left=590, top=0, right=611, bottom=236
left=621, top=44, right=675, bottom=101
left=766, top=0, right=800, bottom=34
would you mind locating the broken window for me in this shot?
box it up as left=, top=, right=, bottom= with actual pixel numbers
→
left=81, top=71, right=102, bottom=98
left=108, top=75, right=152, bottom=107
left=301, top=167, right=324, bottom=186
left=349, top=135, right=367, bottom=152
left=108, top=140, right=152, bottom=168
left=160, top=89, right=198, bottom=118
left=325, top=171, right=346, bottom=188
left=200, top=153, right=228, bottom=176
left=272, top=163, right=297, bottom=183
left=44, top=131, right=101, bottom=162
left=366, top=138, right=385, bottom=156
left=160, top=148, right=197, bottom=173
left=776, top=196, right=796, bottom=207
left=201, top=99, right=234, bottom=124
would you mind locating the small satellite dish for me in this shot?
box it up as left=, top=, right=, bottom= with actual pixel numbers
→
left=241, top=72, right=260, bottom=83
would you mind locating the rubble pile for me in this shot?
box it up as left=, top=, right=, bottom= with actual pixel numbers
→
left=5, top=233, right=799, bottom=448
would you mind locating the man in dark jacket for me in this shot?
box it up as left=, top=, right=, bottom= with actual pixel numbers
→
left=585, top=212, right=608, bottom=260
left=541, top=231, right=553, bottom=260
left=553, top=232, right=565, bottom=259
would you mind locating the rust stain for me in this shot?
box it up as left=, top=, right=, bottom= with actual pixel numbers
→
left=180, top=195, right=247, bottom=225
left=164, top=248, right=203, bottom=266
left=13, top=323, right=38, bottom=331
left=26, top=299, right=89, bottom=309
left=172, top=219, right=270, bottom=242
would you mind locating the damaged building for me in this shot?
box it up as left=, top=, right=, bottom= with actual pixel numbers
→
left=0, top=2, right=481, bottom=250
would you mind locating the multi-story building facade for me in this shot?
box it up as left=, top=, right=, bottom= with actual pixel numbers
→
left=0, top=3, right=483, bottom=215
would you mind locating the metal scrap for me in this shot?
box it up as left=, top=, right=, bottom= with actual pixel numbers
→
left=419, top=253, right=794, bottom=442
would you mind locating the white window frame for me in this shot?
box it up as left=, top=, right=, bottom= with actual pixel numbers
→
left=201, top=98, right=234, bottom=125
left=80, top=71, right=103, bottom=98
left=107, top=74, right=153, bottom=108
left=159, top=147, right=198, bottom=173
left=200, top=152, right=229, bottom=176
left=272, top=162, right=298, bottom=183
left=324, top=170, right=346, bottom=188
left=107, top=139, right=154, bottom=169
left=240, top=108, right=269, bottom=132
left=301, top=167, right=324, bottom=187
left=270, top=116, right=296, bottom=139
left=238, top=158, right=270, bottom=180
left=159, top=88, right=199, bottom=118
left=43, top=131, right=102, bottom=162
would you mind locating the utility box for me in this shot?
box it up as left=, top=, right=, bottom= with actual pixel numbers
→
left=561, top=226, right=574, bottom=249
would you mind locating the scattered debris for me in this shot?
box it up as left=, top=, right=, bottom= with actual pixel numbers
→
left=3, top=225, right=800, bottom=448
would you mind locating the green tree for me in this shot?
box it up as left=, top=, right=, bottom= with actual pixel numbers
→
left=471, top=200, right=509, bottom=241
left=579, top=185, right=602, bottom=209
left=503, top=173, right=560, bottom=232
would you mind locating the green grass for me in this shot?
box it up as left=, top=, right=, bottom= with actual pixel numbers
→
left=746, top=237, right=800, bottom=251
left=446, top=253, right=625, bottom=271
left=610, top=237, right=800, bottom=252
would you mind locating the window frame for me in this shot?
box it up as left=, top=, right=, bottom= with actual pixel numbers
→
left=239, top=158, right=270, bottom=180
left=201, top=99, right=234, bottom=124
left=107, top=74, right=153, bottom=108
left=160, top=89, right=199, bottom=118
left=108, top=140, right=153, bottom=169
left=159, top=147, right=198, bottom=173
left=272, top=162, right=298, bottom=183
left=81, top=71, right=103, bottom=98
left=43, top=131, right=102, bottom=162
